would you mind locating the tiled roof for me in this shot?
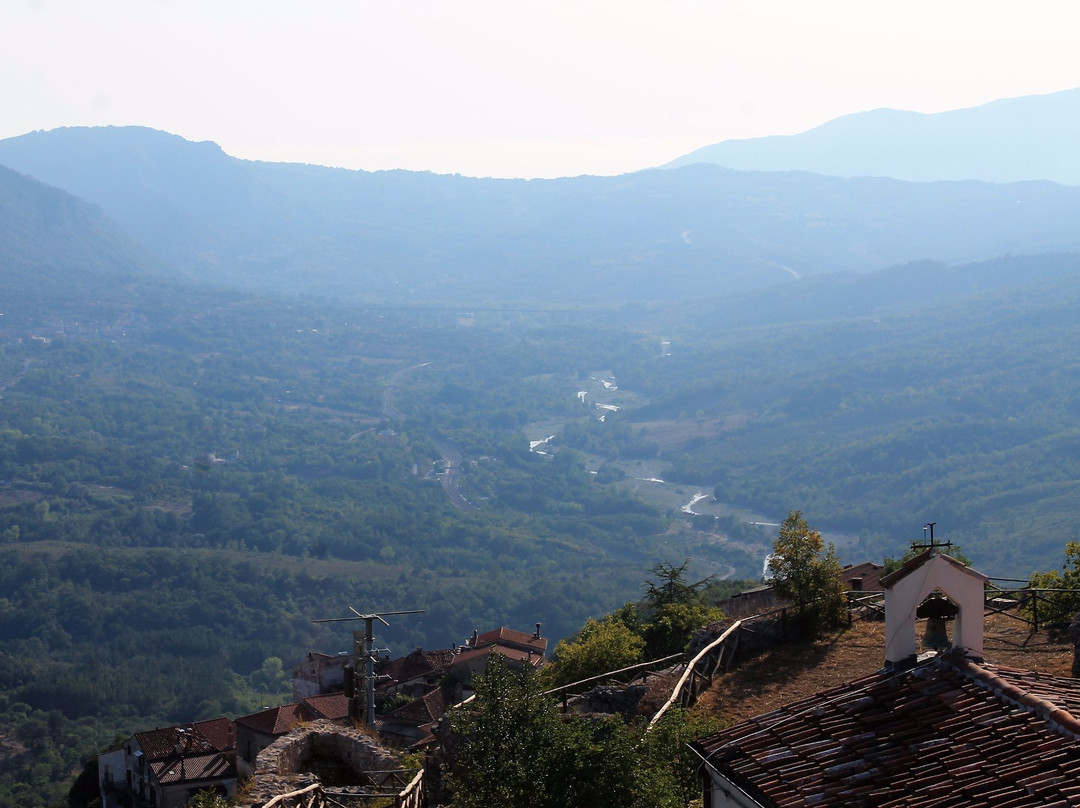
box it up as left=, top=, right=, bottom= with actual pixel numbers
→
left=693, top=650, right=1080, bottom=807
left=135, top=724, right=220, bottom=760
left=385, top=684, right=454, bottom=725
left=237, top=695, right=350, bottom=737
left=235, top=702, right=308, bottom=736
left=151, top=751, right=234, bottom=785
left=377, top=648, right=456, bottom=688
left=453, top=642, right=545, bottom=668
left=473, top=626, right=547, bottom=653
left=302, top=692, right=350, bottom=721
left=192, top=717, right=236, bottom=752
left=131, top=720, right=236, bottom=786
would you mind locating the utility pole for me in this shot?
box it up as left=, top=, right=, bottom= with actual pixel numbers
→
left=312, top=607, right=425, bottom=726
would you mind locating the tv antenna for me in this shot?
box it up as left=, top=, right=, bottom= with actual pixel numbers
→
left=312, top=607, right=425, bottom=726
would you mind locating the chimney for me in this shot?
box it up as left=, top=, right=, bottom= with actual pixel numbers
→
left=471, top=629, right=478, bottom=647
left=534, top=622, right=542, bottom=640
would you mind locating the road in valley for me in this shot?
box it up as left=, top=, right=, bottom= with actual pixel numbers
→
left=383, top=362, right=476, bottom=511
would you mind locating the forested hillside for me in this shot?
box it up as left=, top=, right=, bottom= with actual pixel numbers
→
left=7, top=121, right=1080, bottom=805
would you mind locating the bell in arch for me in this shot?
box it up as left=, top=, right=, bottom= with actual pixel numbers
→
left=917, top=594, right=959, bottom=650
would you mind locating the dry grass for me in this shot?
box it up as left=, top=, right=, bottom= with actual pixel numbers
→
left=692, top=611, right=1075, bottom=726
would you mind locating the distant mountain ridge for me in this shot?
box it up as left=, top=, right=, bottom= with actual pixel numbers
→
left=0, top=161, right=160, bottom=278
left=6, top=125, right=1080, bottom=306
left=665, top=87, right=1080, bottom=185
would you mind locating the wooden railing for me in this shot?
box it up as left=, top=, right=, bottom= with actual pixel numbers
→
left=260, top=783, right=324, bottom=808
left=543, top=652, right=684, bottom=712
left=648, top=621, right=742, bottom=730
left=395, top=769, right=425, bottom=808
left=257, top=769, right=424, bottom=808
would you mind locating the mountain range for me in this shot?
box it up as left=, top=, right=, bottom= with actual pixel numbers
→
left=665, top=87, right=1080, bottom=185
left=4, top=118, right=1080, bottom=309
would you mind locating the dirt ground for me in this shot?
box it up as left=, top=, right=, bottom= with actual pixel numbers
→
left=692, top=612, right=1075, bottom=726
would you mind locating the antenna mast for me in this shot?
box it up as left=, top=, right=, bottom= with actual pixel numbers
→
left=312, top=607, right=425, bottom=726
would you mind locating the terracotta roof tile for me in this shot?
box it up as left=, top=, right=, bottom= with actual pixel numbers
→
left=151, top=751, right=233, bottom=784
left=301, top=692, right=349, bottom=721
left=235, top=702, right=308, bottom=736
left=694, top=650, right=1080, bottom=807
left=192, top=717, right=236, bottom=751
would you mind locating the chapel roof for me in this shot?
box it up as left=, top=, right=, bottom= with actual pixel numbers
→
left=693, top=649, right=1080, bottom=807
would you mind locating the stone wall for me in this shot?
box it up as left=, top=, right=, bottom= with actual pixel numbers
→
left=242, top=720, right=402, bottom=806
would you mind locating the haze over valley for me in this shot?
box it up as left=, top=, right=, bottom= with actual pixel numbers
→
left=5, top=14, right=1080, bottom=798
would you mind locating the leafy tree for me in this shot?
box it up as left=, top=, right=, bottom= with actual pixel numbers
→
left=1027, top=541, right=1080, bottom=625
left=541, top=616, right=645, bottom=688
left=642, top=601, right=726, bottom=658
left=188, top=789, right=231, bottom=808
left=448, top=657, right=572, bottom=808
left=640, top=708, right=727, bottom=807
left=447, top=658, right=718, bottom=808
left=767, top=510, right=847, bottom=629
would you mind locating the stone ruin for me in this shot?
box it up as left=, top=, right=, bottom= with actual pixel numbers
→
left=241, top=719, right=404, bottom=806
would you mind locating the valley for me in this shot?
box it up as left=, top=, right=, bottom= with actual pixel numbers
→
left=5, top=119, right=1080, bottom=804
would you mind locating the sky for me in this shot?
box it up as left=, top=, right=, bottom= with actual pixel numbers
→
left=3, top=0, right=1079, bottom=179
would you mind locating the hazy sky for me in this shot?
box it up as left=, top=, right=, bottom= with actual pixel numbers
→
left=3, top=1, right=1078, bottom=178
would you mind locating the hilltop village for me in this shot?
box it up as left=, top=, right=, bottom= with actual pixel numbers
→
left=96, top=624, right=548, bottom=808
left=92, top=547, right=1080, bottom=808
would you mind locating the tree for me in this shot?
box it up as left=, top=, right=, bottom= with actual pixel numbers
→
left=640, top=560, right=724, bottom=657
left=642, top=601, right=725, bottom=658
left=541, top=616, right=645, bottom=688
left=767, top=510, right=847, bottom=629
left=447, top=657, right=712, bottom=808
left=1028, top=541, right=1080, bottom=625
left=188, top=790, right=231, bottom=808
left=643, top=560, right=711, bottom=609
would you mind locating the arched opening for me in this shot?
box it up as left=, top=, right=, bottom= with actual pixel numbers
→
left=916, top=590, right=959, bottom=655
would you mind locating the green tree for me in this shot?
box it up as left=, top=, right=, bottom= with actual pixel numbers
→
left=188, top=789, right=231, bottom=808
left=541, top=616, right=645, bottom=688
left=1027, top=541, right=1080, bottom=625
left=448, top=657, right=709, bottom=808
left=640, top=560, right=724, bottom=657
left=642, top=601, right=725, bottom=658
left=448, top=657, right=570, bottom=808
left=643, top=560, right=711, bottom=609
left=767, top=510, right=847, bottom=629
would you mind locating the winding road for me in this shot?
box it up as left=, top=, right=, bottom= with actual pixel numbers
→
left=383, top=362, right=476, bottom=511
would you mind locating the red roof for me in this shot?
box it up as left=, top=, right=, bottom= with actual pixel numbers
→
left=135, top=723, right=223, bottom=760
left=235, top=702, right=308, bottom=736
left=377, top=648, right=456, bottom=689
left=236, top=695, right=350, bottom=737
left=840, top=561, right=884, bottom=592
left=133, top=720, right=236, bottom=786
left=302, top=693, right=350, bottom=721
left=453, top=642, right=544, bottom=668
left=192, top=717, right=236, bottom=752
left=693, top=650, right=1080, bottom=807
left=151, top=751, right=233, bottom=785
left=473, top=627, right=547, bottom=654
left=385, top=685, right=454, bottom=725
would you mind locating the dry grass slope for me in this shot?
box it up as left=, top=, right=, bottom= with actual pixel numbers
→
left=692, top=612, right=1075, bottom=727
